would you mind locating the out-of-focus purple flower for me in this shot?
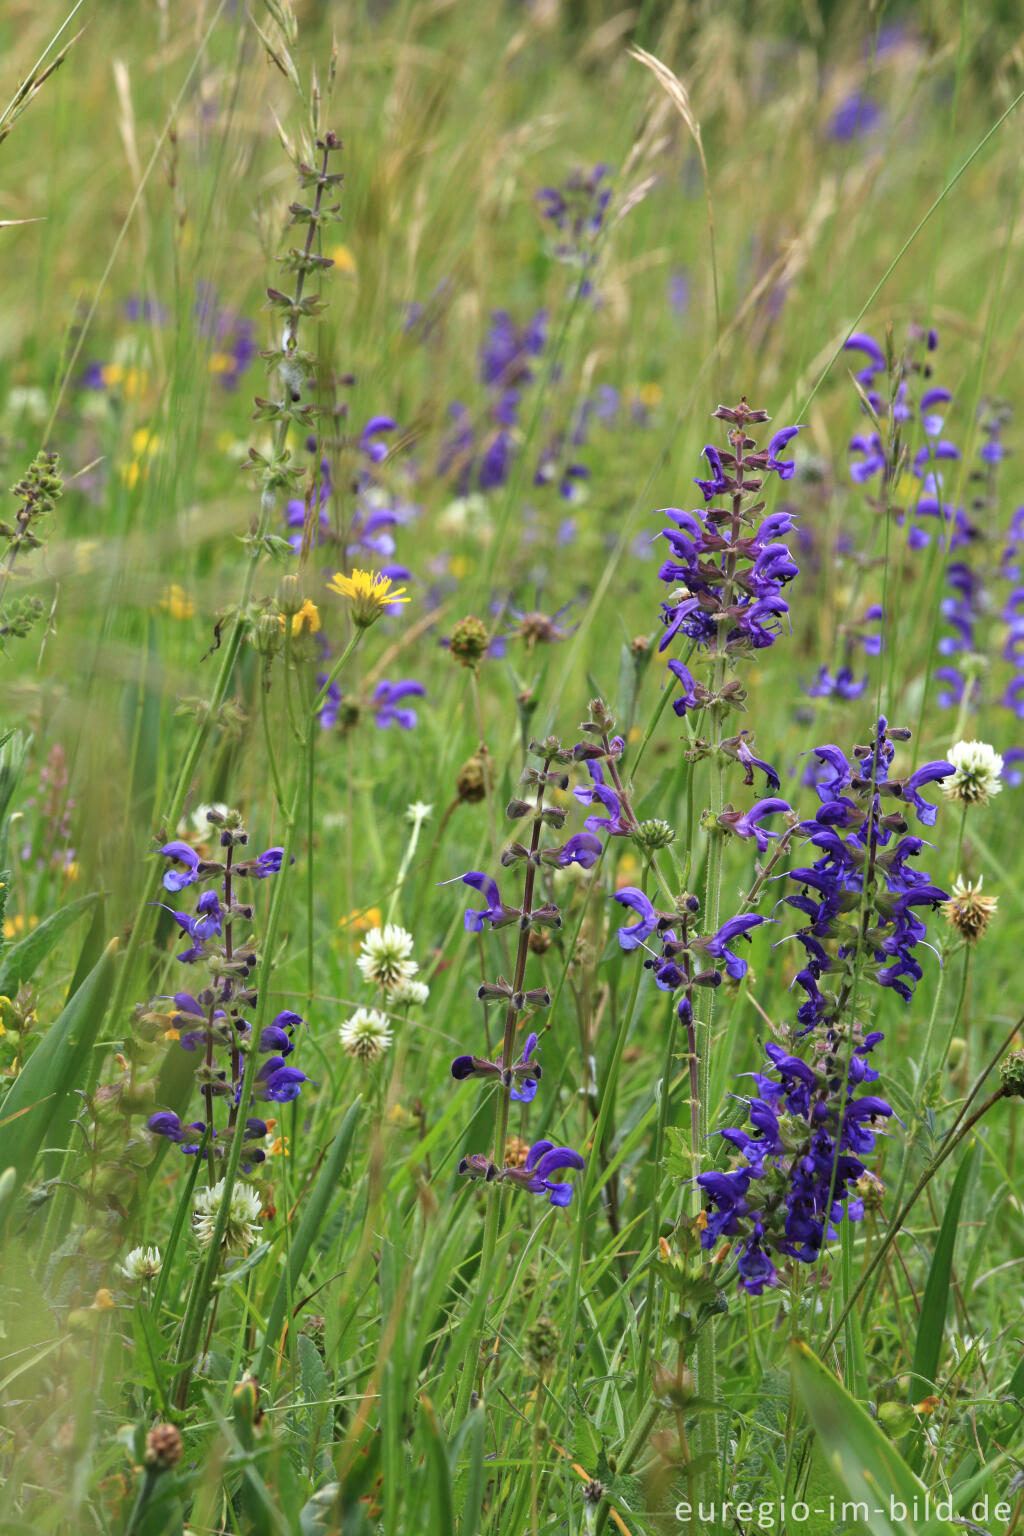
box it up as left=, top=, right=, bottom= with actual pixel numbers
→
left=803, top=665, right=868, bottom=701
left=371, top=679, right=425, bottom=729
left=828, top=93, right=883, bottom=141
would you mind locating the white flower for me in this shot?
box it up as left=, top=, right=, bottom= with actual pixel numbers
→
left=192, top=1179, right=262, bottom=1254
left=357, top=924, right=418, bottom=990
left=121, top=1245, right=162, bottom=1282
left=389, top=975, right=429, bottom=1007
left=942, top=740, right=1004, bottom=805
left=186, top=802, right=231, bottom=835
left=339, top=1007, right=393, bottom=1061
left=406, top=801, right=434, bottom=826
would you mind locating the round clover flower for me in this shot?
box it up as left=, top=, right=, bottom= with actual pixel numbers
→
left=389, top=975, right=430, bottom=1007
left=941, top=875, right=998, bottom=943
left=192, top=1179, right=262, bottom=1254
left=120, top=1245, right=162, bottom=1283
left=942, top=740, right=1004, bottom=805
left=356, top=924, right=418, bottom=990
left=327, top=567, right=409, bottom=627
left=339, top=1006, right=393, bottom=1061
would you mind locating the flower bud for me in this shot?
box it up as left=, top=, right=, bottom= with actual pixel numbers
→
left=1000, top=1049, right=1024, bottom=1098
left=448, top=615, right=490, bottom=669
left=634, top=818, right=676, bottom=852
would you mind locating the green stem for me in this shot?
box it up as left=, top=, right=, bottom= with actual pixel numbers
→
left=636, top=997, right=679, bottom=1399
left=821, top=1085, right=1007, bottom=1357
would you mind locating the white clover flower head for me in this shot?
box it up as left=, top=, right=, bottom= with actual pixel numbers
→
left=121, top=1245, right=162, bottom=1282
left=339, top=1007, right=393, bottom=1062
left=389, top=976, right=429, bottom=1007
left=189, top=801, right=231, bottom=834
left=357, top=924, right=418, bottom=990
left=942, top=740, right=1004, bottom=805
left=192, top=1179, right=262, bottom=1254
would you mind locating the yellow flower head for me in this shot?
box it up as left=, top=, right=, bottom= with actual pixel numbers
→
left=160, top=585, right=195, bottom=621
left=330, top=244, right=358, bottom=277
left=327, top=568, right=409, bottom=628
left=279, top=598, right=321, bottom=637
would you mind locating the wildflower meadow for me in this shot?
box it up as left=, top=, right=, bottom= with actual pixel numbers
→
left=4, top=1, right=1024, bottom=1531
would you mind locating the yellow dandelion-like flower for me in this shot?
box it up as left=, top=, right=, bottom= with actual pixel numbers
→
left=327, top=568, right=409, bottom=627
left=159, top=584, right=195, bottom=621
left=278, top=598, right=321, bottom=637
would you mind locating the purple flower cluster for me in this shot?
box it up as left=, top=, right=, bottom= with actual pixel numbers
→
left=697, top=1031, right=891, bottom=1293
left=447, top=737, right=585, bottom=1207
left=286, top=417, right=415, bottom=582
left=844, top=326, right=972, bottom=552
left=536, top=163, right=612, bottom=292
left=146, top=811, right=309, bottom=1167
left=655, top=401, right=803, bottom=668
left=698, top=719, right=952, bottom=1293
left=786, top=718, right=952, bottom=1023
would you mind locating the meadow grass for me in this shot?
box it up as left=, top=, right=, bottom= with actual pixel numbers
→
left=1, top=2, right=1024, bottom=1533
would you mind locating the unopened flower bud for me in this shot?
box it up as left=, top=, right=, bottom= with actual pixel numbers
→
left=634, top=818, right=676, bottom=851
left=1000, top=1049, right=1024, bottom=1098
left=448, top=615, right=490, bottom=669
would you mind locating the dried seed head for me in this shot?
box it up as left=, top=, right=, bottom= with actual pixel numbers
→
left=144, top=1423, right=183, bottom=1471
left=940, top=875, right=998, bottom=943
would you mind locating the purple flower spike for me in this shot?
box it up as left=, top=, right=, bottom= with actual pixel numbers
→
left=523, top=1139, right=586, bottom=1206
left=719, top=798, right=792, bottom=853
left=557, top=832, right=604, bottom=869
left=701, top=913, right=766, bottom=980
left=252, top=846, right=287, bottom=878
left=694, top=443, right=729, bottom=502
left=766, top=425, right=804, bottom=480
left=612, top=887, right=658, bottom=950
left=899, top=760, right=954, bottom=825
left=256, top=1056, right=312, bottom=1103
left=158, top=840, right=201, bottom=892
left=148, top=1110, right=186, bottom=1142
left=456, top=870, right=519, bottom=932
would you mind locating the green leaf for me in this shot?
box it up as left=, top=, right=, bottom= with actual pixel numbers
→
left=213, top=1240, right=272, bottom=1290
left=790, top=1341, right=957, bottom=1536
left=0, top=892, right=97, bottom=1000
left=419, top=1396, right=455, bottom=1536
left=909, top=1141, right=977, bottom=1398
left=256, top=1099, right=361, bottom=1378
left=455, top=1405, right=486, bottom=1536
left=0, top=937, right=116, bottom=1187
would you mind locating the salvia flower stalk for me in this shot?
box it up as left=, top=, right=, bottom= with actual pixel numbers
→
left=697, top=719, right=954, bottom=1293
left=146, top=807, right=309, bottom=1170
